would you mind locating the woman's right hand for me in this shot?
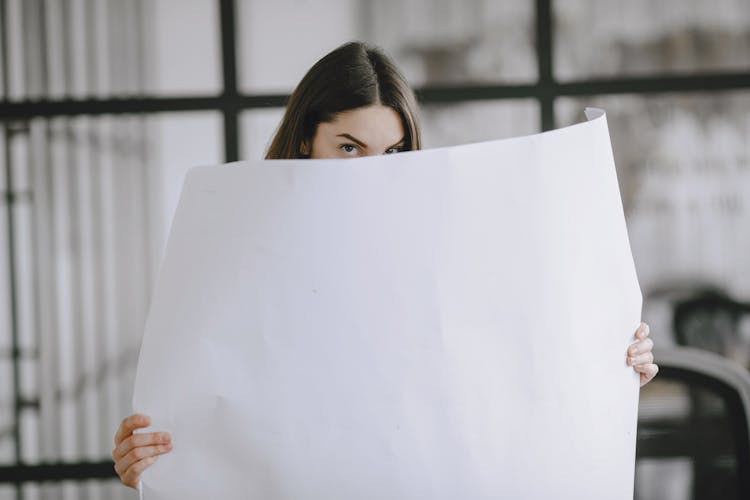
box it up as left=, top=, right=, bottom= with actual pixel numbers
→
left=112, top=414, right=172, bottom=489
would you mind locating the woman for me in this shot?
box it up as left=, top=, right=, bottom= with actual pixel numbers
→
left=112, top=41, right=658, bottom=488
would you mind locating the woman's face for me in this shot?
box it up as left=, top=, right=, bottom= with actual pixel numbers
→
left=305, top=104, right=406, bottom=159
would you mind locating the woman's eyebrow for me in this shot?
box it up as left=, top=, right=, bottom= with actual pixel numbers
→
left=386, top=137, right=406, bottom=149
left=336, top=133, right=406, bottom=150
left=336, top=133, right=368, bottom=148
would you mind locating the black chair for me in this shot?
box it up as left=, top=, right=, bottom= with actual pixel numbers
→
left=672, top=290, right=750, bottom=368
left=635, top=347, right=750, bottom=499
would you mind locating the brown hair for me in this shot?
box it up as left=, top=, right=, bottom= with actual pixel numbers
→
left=265, top=41, right=421, bottom=159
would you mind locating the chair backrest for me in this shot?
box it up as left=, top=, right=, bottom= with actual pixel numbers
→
left=672, top=291, right=750, bottom=368
left=635, top=347, right=750, bottom=500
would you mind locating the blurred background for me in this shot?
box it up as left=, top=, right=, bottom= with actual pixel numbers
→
left=1, top=0, right=750, bottom=499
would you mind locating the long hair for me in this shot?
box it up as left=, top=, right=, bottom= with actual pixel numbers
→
left=265, top=41, right=422, bottom=159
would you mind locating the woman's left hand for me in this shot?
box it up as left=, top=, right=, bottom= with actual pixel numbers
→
left=627, top=322, right=658, bottom=387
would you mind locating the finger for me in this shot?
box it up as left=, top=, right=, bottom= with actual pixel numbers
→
left=636, top=322, right=650, bottom=340
left=117, top=443, right=173, bottom=475
left=628, top=352, right=654, bottom=366
left=638, top=364, right=659, bottom=386
left=121, top=455, right=158, bottom=489
left=634, top=362, right=658, bottom=375
left=113, top=432, right=171, bottom=460
left=115, top=414, right=151, bottom=446
left=627, top=338, right=654, bottom=357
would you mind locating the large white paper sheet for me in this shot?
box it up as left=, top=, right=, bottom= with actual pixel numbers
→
left=133, top=108, right=642, bottom=499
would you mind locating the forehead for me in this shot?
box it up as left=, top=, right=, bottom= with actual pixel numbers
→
left=319, top=105, right=405, bottom=145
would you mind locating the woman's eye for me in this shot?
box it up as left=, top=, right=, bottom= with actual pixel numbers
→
left=384, top=147, right=402, bottom=155
left=340, top=144, right=358, bottom=154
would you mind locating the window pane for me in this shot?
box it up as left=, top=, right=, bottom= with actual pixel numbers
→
left=557, top=93, right=750, bottom=299
left=0, top=486, right=16, bottom=500
left=237, top=0, right=536, bottom=93
left=241, top=109, right=286, bottom=160
left=148, top=112, right=224, bottom=243
left=4, top=0, right=24, bottom=100
left=367, top=0, right=536, bottom=86
left=0, top=360, right=12, bottom=463
left=143, top=0, right=222, bottom=96
left=6, top=0, right=220, bottom=100
left=236, top=0, right=360, bottom=94
left=421, top=100, right=539, bottom=149
left=554, top=0, right=750, bottom=81
left=0, top=112, right=221, bottom=468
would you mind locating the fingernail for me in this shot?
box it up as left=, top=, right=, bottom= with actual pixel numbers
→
left=160, top=433, right=171, bottom=442
left=629, top=357, right=636, bottom=365
left=631, top=347, right=638, bottom=355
